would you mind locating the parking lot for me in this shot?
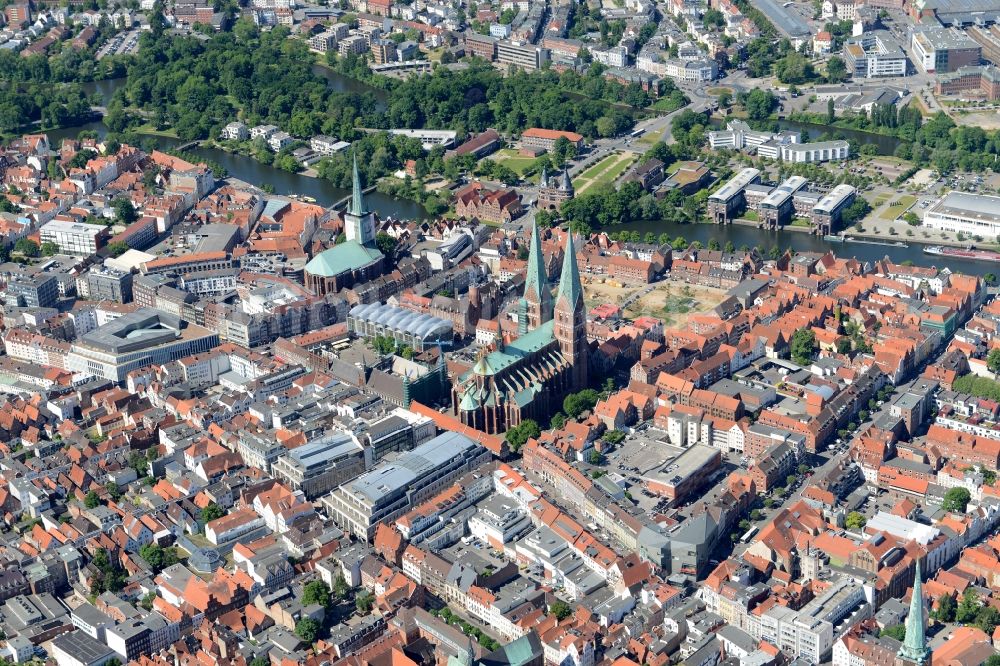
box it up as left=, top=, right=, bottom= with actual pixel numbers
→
left=97, top=30, right=140, bottom=60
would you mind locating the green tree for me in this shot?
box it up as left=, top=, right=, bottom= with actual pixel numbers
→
left=744, top=89, right=777, bottom=121
left=988, top=348, right=1000, bottom=374
left=14, top=238, right=39, bottom=257
left=505, top=419, right=541, bottom=453
left=112, top=197, right=138, bottom=225
left=375, top=232, right=397, bottom=257
left=355, top=590, right=374, bottom=614
left=550, top=412, right=566, bottom=430
left=549, top=600, right=572, bottom=620
left=933, top=593, right=956, bottom=622
left=139, top=544, right=179, bottom=574
left=957, top=588, right=980, bottom=623
left=826, top=56, right=848, bottom=83
left=107, top=241, right=129, bottom=257
left=84, top=490, right=101, bottom=508
left=790, top=328, right=817, bottom=366
left=333, top=573, right=350, bottom=599
left=295, top=617, right=321, bottom=643
left=603, top=430, right=625, bottom=446
left=200, top=502, right=224, bottom=524
left=942, top=487, right=971, bottom=512
left=563, top=389, right=600, bottom=418
left=303, top=580, right=332, bottom=609
left=845, top=511, right=866, bottom=529
left=880, top=625, right=906, bottom=641
left=40, top=241, right=60, bottom=256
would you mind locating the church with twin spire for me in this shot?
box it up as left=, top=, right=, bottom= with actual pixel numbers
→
left=451, top=221, right=588, bottom=435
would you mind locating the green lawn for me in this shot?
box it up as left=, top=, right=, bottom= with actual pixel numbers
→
left=589, top=155, right=636, bottom=188
left=574, top=153, right=636, bottom=193
left=872, top=192, right=892, bottom=205
left=790, top=218, right=812, bottom=227
left=491, top=149, right=539, bottom=176
left=743, top=210, right=759, bottom=221
left=878, top=194, right=917, bottom=220
left=578, top=154, right=622, bottom=181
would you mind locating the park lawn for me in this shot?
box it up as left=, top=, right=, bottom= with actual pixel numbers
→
left=878, top=194, right=917, bottom=220
left=576, top=153, right=636, bottom=193
left=638, top=126, right=667, bottom=144
left=790, top=218, right=812, bottom=227
left=743, top=210, right=759, bottom=221
left=872, top=192, right=892, bottom=206
left=651, top=97, right=686, bottom=113
left=578, top=154, right=623, bottom=181
left=491, top=149, right=538, bottom=176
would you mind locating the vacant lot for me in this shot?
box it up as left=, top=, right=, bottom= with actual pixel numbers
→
left=582, top=278, right=728, bottom=328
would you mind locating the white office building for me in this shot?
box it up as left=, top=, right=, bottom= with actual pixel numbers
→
left=923, top=191, right=1000, bottom=236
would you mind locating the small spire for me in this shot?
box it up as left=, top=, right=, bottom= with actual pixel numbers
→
left=523, top=219, right=551, bottom=317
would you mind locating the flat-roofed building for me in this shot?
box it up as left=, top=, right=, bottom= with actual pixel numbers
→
left=936, top=64, right=1000, bottom=100
left=911, top=26, right=981, bottom=73
left=843, top=31, right=906, bottom=78
left=707, top=168, right=761, bottom=224
left=271, top=431, right=365, bottom=499
left=66, top=308, right=219, bottom=383
left=760, top=176, right=808, bottom=229
left=923, top=190, right=1000, bottom=236
left=497, top=41, right=549, bottom=71
left=40, top=220, right=110, bottom=256
left=51, top=631, right=116, bottom=666
left=811, top=184, right=857, bottom=234
left=321, top=431, right=491, bottom=541
left=641, top=444, right=721, bottom=505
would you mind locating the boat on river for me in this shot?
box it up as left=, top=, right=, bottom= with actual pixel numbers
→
left=924, top=246, right=1000, bottom=263
left=822, top=234, right=846, bottom=243
left=844, top=237, right=908, bottom=248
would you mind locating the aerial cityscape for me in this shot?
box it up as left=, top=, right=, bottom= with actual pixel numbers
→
left=5, top=0, right=1000, bottom=664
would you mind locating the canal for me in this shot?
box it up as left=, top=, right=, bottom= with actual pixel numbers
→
left=54, top=77, right=982, bottom=273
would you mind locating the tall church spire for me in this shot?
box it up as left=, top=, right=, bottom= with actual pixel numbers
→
left=523, top=220, right=552, bottom=329
left=554, top=229, right=587, bottom=389
left=556, top=229, right=582, bottom=311
left=897, top=563, right=930, bottom=666
left=350, top=153, right=367, bottom=217
left=345, top=152, right=376, bottom=248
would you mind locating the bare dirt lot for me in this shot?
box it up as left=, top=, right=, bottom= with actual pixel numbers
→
left=582, top=278, right=729, bottom=328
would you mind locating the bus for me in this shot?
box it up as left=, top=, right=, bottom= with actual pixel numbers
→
left=630, top=128, right=645, bottom=138
left=741, top=525, right=759, bottom=543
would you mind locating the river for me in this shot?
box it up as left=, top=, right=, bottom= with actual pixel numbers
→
left=614, top=220, right=992, bottom=276
left=60, top=77, right=429, bottom=220
left=53, top=77, right=979, bottom=273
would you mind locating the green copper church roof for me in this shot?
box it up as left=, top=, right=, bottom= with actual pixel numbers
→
left=462, top=320, right=555, bottom=381
left=305, top=240, right=382, bottom=277
left=350, top=153, right=368, bottom=217
left=555, top=231, right=582, bottom=310
left=897, top=562, right=930, bottom=665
